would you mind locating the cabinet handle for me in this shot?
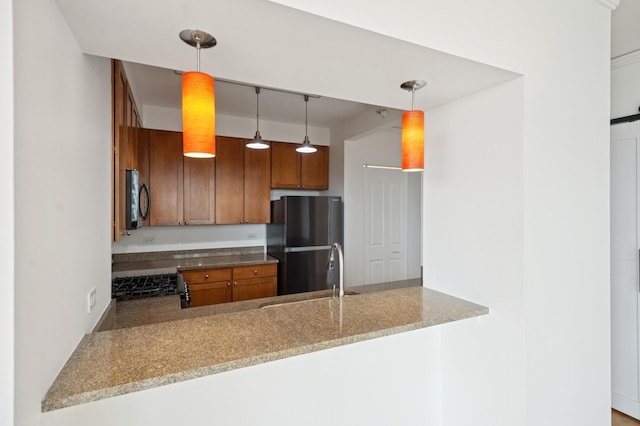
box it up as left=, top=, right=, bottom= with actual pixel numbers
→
left=253, top=270, right=258, bottom=275
left=204, top=274, right=209, bottom=279
left=178, top=221, right=182, bottom=225
left=227, top=282, right=231, bottom=286
left=233, top=281, right=237, bottom=286
left=185, top=221, right=189, bottom=225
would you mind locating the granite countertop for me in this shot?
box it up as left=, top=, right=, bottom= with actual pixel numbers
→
left=111, top=246, right=278, bottom=277
left=96, top=279, right=422, bottom=331
left=42, top=284, right=488, bottom=412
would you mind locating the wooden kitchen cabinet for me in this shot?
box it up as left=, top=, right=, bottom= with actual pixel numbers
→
left=112, top=59, right=143, bottom=241
left=182, top=263, right=277, bottom=307
left=182, top=268, right=233, bottom=307
left=271, top=141, right=328, bottom=190
left=215, top=136, right=271, bottom=224
left=148, top=129, right=215, bottom=226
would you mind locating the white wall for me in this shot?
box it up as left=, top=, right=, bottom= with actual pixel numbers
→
left=13, top=0, right=112, bottom=424
left=143, top=105, right=330, bottom=145
left=425, top=79, right=526, bottom=425
left=0, top=0, right=14, bottom=424
left=112, top=105, right=331, bottom=253
left=343, top=131, right=421, bottom=286
left=611, top=52, right=640, bottom=119
left=270, top=0, right=612, bottom=425
left=111, top=224, right=266, bottom=254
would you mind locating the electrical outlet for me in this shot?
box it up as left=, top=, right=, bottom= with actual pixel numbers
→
left=247, top=232, right=257, bottom=240
left=88, top=288, right=97, bottom=313
left=142, top=235, right=156, bottom=244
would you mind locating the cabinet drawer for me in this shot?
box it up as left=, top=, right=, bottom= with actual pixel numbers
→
left=233, top=264, right=277, bottom=280
left=181, top=268, right=232, bottom=284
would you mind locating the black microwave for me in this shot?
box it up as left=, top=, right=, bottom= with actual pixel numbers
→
left=125, top=169, right=150, bottom=230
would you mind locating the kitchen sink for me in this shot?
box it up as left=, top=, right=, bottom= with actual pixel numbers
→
left=259, top=291, right=358, bottom=309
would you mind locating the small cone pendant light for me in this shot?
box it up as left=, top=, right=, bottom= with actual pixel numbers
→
left=296, top=95, right=317, bottom=154
left=180, top=29, right=217, bottom=158
left=400, top=80, right=426, bottom=172
left=246, top=87, right=269, bottom=149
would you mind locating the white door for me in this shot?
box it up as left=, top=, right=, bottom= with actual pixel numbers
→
left=611, top=120, right=640, bottom=419
left=363, top=167, right=408, bottom=284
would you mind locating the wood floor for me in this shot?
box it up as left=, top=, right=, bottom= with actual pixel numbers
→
left=613, top=410, right=640, bottom=425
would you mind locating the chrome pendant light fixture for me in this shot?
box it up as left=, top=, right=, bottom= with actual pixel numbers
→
left=180, top=29, right=217, bottom=158
left=246, top=87, right=269, bottom=149
left=400, top=80, right=426, bottom=172
left=296, top=95, right=317, bottom=154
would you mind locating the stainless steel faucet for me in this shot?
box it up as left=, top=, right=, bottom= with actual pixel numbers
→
left=328, top=243, right=344, bottom=297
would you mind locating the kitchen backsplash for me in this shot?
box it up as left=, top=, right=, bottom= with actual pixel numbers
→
left=111, top=224, right=266, bottom=254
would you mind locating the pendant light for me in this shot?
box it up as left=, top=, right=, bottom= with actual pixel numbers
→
left=246, top=87, right=269, bottom=149
left=180, top=29, right=217, bottom=158
left=400, top=80, right=426, bottom=172
left=296, top=95, right=317, bottom=153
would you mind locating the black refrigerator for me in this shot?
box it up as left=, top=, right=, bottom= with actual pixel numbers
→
left=267, top=196, right=343, bottom=295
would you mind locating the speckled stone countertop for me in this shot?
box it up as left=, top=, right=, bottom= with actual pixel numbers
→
left=111, top=246, right=277, bottom=277
left=42, top=284, right=488, bottom=412
left=96, top=279, right=422, bottom=331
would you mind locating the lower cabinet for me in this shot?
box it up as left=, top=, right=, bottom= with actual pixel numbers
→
left=182, top=263, right=277, bottom=307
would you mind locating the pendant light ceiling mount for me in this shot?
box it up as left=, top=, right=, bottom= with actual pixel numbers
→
left=400, top=79, right=426, bottom=172
left=400, top=80, right=427, bottom=92
left=179, top=29, right=217, bottom=49
left=180, top=29, right=217, bottom=158
left=296, top=95, right=317, bottom=154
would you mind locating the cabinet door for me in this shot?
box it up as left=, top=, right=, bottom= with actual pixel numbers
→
left=149, top=130, right=184, bottom=225
left=244, top=142, right=271, bottom=223
left=113, top=60, right=127, bottom=241
left=611, top=121, right=640, bottom=418
left=233, top=277, right=277, bottom=302
left=189, top=281, right=233, bottom=307
left=271, top=141, right=300, bottom=189
left=215, top=136, right=245, bottom=224
left=300, top=145, right=328, bottom=190
left=137, top=130, right=150, bottom=227
left=184, top=156, right=216, bottom=225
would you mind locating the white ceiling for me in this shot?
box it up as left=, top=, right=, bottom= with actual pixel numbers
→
left=54, top=0, right=518, bottom=130
left=612, top=0, right=640, bottom=58
left=54, top=0, right=636, bottom=130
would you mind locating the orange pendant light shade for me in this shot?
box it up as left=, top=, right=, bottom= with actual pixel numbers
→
left=401, top=109, right=424, bottom=172
left=182, top=71, right=216, bottom=158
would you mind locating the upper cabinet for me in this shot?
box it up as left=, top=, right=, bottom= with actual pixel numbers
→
left=148, top=129, right=215, bottom=226
left=215, top=136, right=271, bottom=224
left=271, top=141, right=328, bottom=190
left=112, top=60, right=143, bottom=242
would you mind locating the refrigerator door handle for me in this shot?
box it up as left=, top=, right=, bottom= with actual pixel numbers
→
left=284, top=246, right=332, bottom=253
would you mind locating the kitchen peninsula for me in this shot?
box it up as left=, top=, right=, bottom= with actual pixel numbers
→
left=42, top=280, right=488, bottom=412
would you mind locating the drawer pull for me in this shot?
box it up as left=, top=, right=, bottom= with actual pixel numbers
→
left=253, top=270, right=258, bottom=274
left=227, top=282, right=231, bottom=286
left=205, top=274, right=209, bottom=279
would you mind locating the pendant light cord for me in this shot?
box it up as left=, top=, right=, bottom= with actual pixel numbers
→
left=256, top=87, right=260, bottom=132
left=304, top=94, right=309, bottom=137
left=411, top=88, right=415, bottom=111
left=195, top=35, right=201, bottom=72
